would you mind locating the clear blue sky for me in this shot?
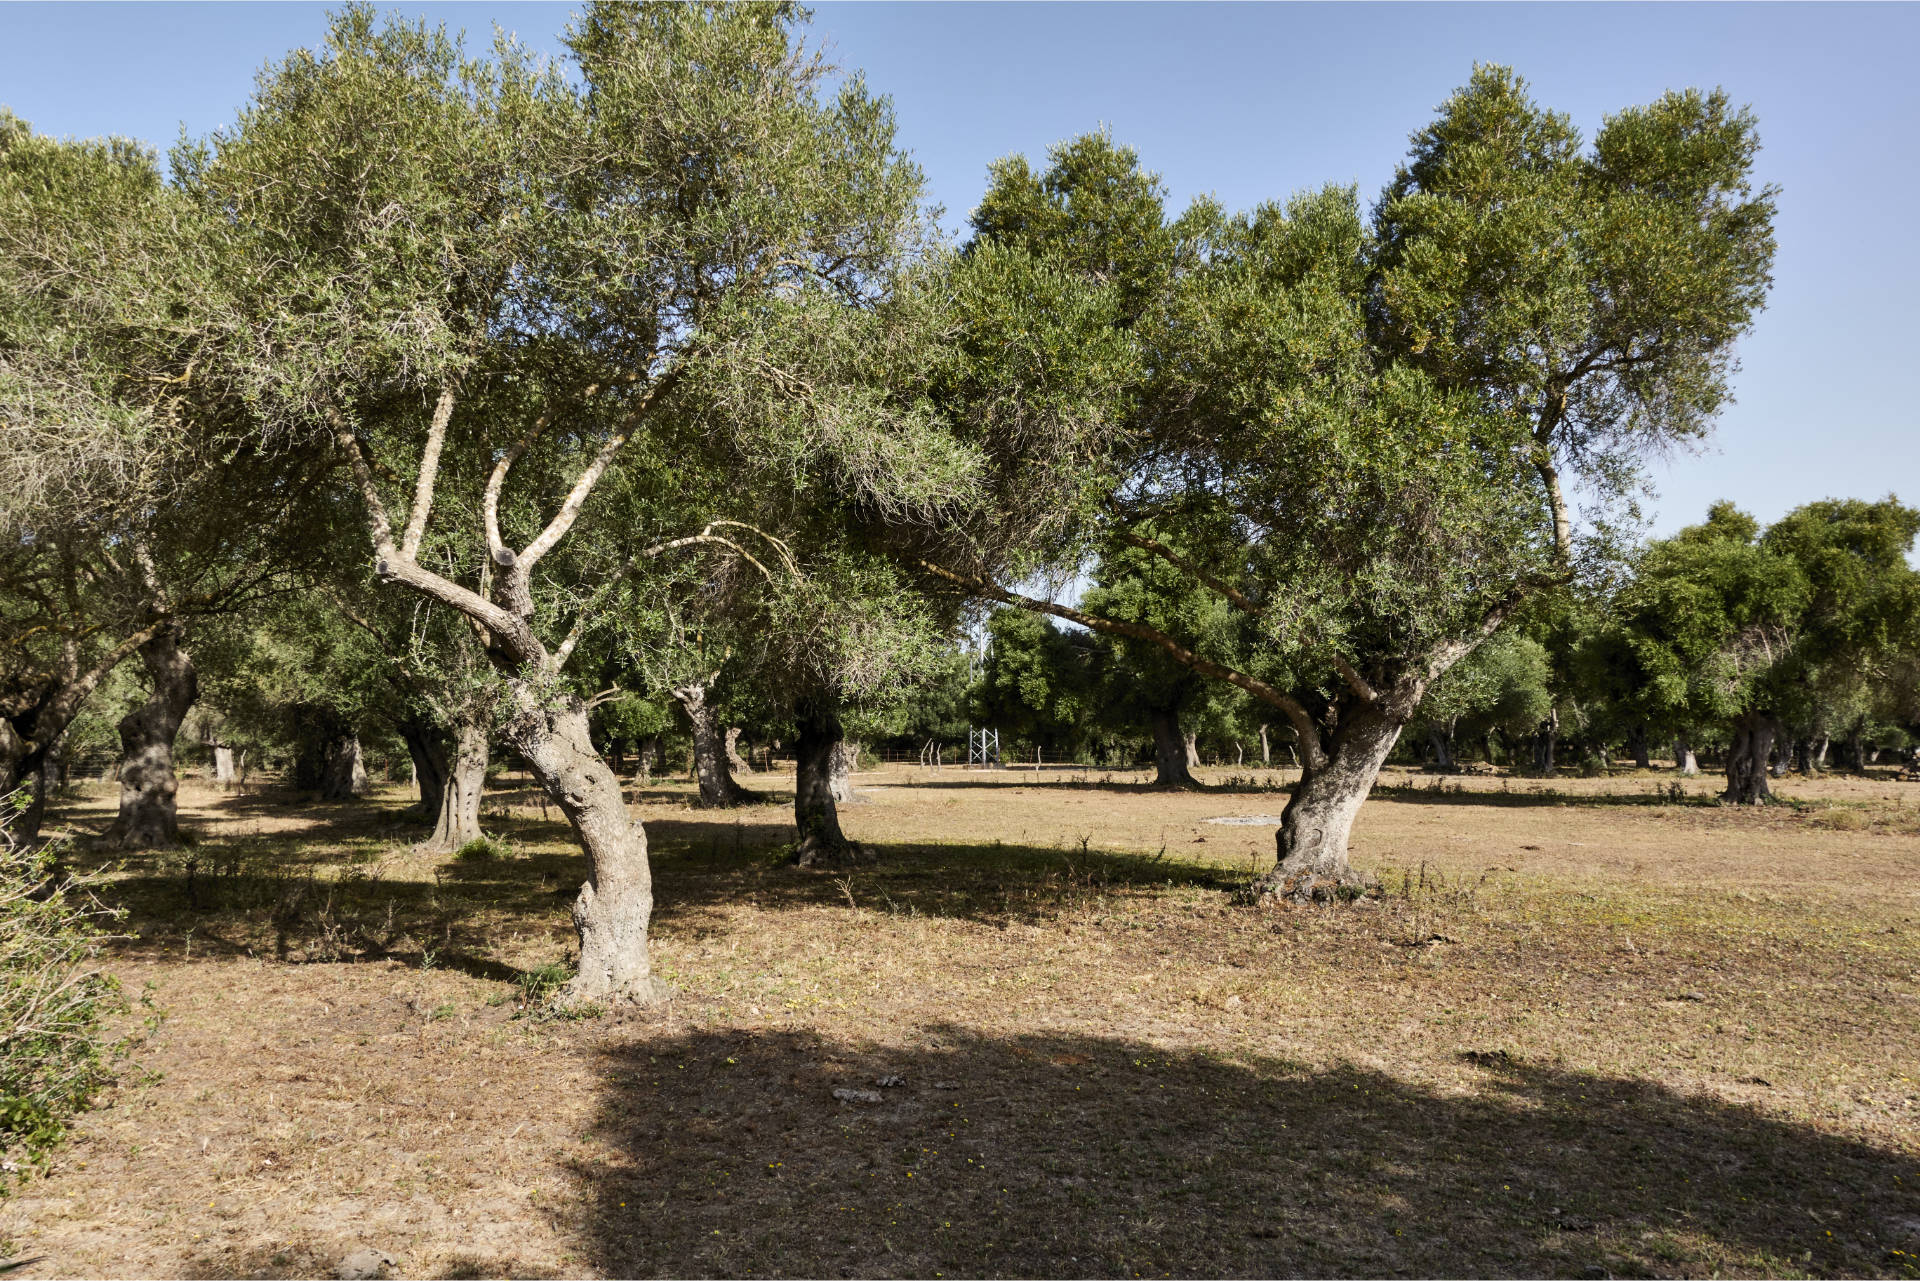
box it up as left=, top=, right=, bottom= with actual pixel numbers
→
left=3, top=2, right=1915, bottom=540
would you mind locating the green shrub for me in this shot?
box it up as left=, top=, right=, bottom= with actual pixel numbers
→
left=454, top=835, right=509, bottom=862
left=1, top=794, right=129, bottom=1203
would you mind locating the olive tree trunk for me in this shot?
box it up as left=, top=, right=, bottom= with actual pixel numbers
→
left=103, top=628, right=198, bottom=851
left=318, top=732, right=370, bottom=800
left=497, top=681, right=663, bottom=1003
left=672, top=684, right=754, bottom=808
left=791, top=701, right=862, bottom=866
left=1149, top=710, right=1197, bottom=788
left=1627, top=725, right=1651, bottom=771
left=407, top=720, right=488, bottom=854
left=1252, top=705, right=1401, bottom=901
left=1723, top=712, right=1778, bottom=804
left=212, top=745, right=239, bottom=788
left=725, top=727, right=753, bottom=775
left=1427, top=721, right=1456, bottom=771
left=1673, top=734, right=1699, bottom=776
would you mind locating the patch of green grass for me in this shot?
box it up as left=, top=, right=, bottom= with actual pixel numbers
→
left=455, top=835, right=511, bottom=862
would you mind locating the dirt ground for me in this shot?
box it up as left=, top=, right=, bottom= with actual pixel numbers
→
left=5, top=762, right=1918, bottom=1279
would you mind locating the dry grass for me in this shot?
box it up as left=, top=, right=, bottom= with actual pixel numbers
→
left=4, top=763, right=1918, bottom=1278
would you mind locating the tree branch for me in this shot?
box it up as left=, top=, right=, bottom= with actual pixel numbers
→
left=917, top=558, right=1324, bottom=759
left=1113, top=529, right=1263, bottom=616
left=400, top=385, right=458, bottom=560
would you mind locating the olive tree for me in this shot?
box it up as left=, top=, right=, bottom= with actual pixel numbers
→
left=912, top=70, right=1775, bottom=897
left=189, top=4, right=925, bottom=1001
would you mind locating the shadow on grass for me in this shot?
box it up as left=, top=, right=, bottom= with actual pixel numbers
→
left=572, top=1025, right=1919, bottom=1279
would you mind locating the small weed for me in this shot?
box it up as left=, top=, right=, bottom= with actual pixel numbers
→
left=516, top=961, right=571, bottom=1006
left=428, top=1001, right=455, bottom=1021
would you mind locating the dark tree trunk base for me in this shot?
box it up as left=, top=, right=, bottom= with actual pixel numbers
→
left=102, top=628, right=197, bottom=851
left=1149, top=710, right=1199, bottom=789
left=789, top=701, right=864, bottom=866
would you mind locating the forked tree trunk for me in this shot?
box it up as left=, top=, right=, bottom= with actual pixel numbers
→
left=103, top=629, right=198, bottom=851
left=1427, top=722, right=1455, bottom=771
left=1723, top=712, right=1778, bottom=805
left=1673, top=735, right=1699, bottom=776
left=1252, top=705, right=1401, bottom=901
left=791, top=702, right=862, bottom=866
left=1149, top=710, right=1197, bottom=788
left=725, top=727, right=753, bottom=775
left=673, top=684, right=753, bottom=808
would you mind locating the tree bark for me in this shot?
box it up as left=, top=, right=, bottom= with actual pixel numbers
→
left=409, top=720, right=488, bottom=853
left=102, top=628, right=198, bottom=851
left=1673, top=735, right=1699, bottom=777
left=1252, top=705, right=1400, bottom=901
left=634, top=735, right=659, bottom=787
left=1628, top=725, right=1651, bottom=771
left=1531, top=710, right=1559, bottom=775
left=791, top=701, right=862, bottom=866
left=1148, top=710, right=1197, bottom=788
left=500, top=683, right=664, bottom=1004
left=212, top=745, right=238, bottom=788
left=1258, top=723, right=1271, bottom=767
left=725, top=727, right=754, bottom=775
left=673, top=684, right=754, bottom=808
left=1723, top=712, right=1778, bottom=804
left=401, top=724, right=448, bottom=821
left=829, top=741, right=861, bottom=804
left=1846, top=729, right=1866, bottom=773
left=1183, top=730, right=1201, bottom=769
left=318, top=732, right=370, bottom=800
left=1427, top=722, right=1456, bottom=771
left=1812, top=733, right=1830, bottom=772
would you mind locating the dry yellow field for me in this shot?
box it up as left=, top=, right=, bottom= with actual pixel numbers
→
left=5, top=764, right=1918, bottom=1279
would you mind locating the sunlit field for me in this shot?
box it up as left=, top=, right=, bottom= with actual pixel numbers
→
left=8, top=765, right=1917, bottom=1279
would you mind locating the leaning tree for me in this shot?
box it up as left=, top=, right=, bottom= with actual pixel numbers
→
left=901, top=69, right=1775, bottom=897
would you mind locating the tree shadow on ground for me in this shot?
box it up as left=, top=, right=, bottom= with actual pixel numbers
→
left=571, top=1025, right=1920, bottom=1279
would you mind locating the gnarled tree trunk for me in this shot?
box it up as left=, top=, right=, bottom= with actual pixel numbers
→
left=725, top=727, right=753, bottom=775
left=407, top=720, right=488, bottom=854
left=1723, top=712, right=1778, bottom=804
left=1627, top=724, right=1651, bottom=771
left=103, top=628, right=198, bottom=851
left=1252, top=705, right=1400, bottom=901
left=1149, top=710, right=1197, bottom=788
left=1673, top=734, right=1699, bottom=776
left=501, top=683, right=663, bottom=1004
left=319, top=732, right=370, bottom=800
left=1427, top=721, right=1456, bottom=771
left=1258, top=723, right=1271, bottom=767
left=791, top=700, right=862, bottom=866
left=673, top=684, right=754, bottom=808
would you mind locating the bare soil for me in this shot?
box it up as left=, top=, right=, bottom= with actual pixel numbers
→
left=5, top=763, right=1918, bottom=1279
